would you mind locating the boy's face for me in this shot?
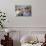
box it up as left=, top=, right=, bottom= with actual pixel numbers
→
left=24, top=9, right=29, bottom=13
left=21, top=8, right=24, bottom=13
left=16, top=8, right=21, bottom=14
left=28, top=8, right=31, bottom=12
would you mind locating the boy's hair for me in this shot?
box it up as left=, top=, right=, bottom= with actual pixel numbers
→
left=25, top=6, right=31, bottom=9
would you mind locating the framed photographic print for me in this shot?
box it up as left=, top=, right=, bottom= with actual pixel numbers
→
left=15, top=5, right=32, bottom=17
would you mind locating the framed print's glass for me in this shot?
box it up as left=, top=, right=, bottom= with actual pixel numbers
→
left=15, top=5, right=32, bottom=17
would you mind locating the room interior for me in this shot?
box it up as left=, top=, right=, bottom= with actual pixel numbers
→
left=0, top=0, right=46, bottom=46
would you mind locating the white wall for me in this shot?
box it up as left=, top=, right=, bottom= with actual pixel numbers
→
left=0, top=0, right=46, bottom=27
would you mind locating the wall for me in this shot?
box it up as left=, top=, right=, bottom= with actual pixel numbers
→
left=6, top=0, right=46, bottom=27
left=0, top=0, right=46, bottom=27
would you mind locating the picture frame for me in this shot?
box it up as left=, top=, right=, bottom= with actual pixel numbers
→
left=15, top=5, right=32, bottom=17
